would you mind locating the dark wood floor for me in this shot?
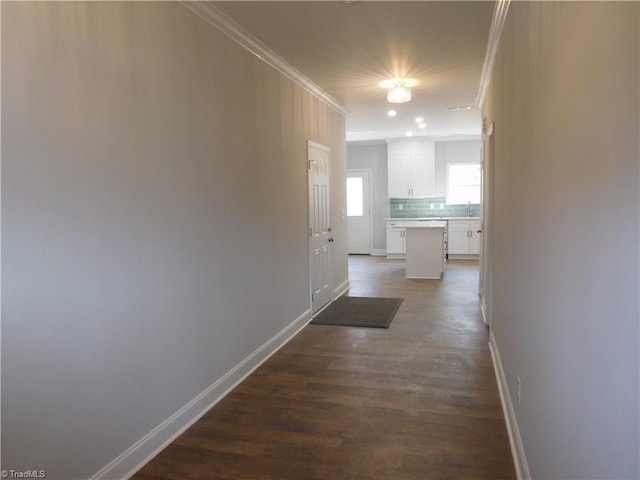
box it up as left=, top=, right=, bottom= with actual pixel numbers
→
left=134, top=256, right=515, bottom=480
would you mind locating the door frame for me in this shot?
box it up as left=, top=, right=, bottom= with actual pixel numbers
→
left=480, top=122, right=494, bottom=326
left=346, top=168, right=373, bottom=255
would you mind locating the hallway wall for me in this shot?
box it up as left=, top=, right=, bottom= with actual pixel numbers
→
left=1, top=2, right=346, bottom=478
left=484, top=2, right=639, bottom=478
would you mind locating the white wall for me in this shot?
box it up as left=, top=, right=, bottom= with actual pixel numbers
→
left=346, top=141, right=389, bottom=253
left=1, top=2, right=346, bottom=478
left=484, top=2, right=639, bottom=478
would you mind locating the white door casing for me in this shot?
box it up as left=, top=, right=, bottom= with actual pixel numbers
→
left=480, top=122, right=494, bottom=326
left=478, top=145, right=485, bottom=296
left=347, top=170, right=371, bottom=254
left=308, top=141, right=333, bottom=314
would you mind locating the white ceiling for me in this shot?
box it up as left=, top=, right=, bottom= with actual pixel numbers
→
left=211, top=1, right=495, bottom=143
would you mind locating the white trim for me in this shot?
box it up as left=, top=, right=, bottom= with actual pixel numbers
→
left=486, top=121, right=494, bottom=138
left=180, top=1, right=349, bottom=117
left=489, top=331, right=531, bottom=480
left=91, top=309, right=312, bottom=480
left=333, top=278, right=350, bottom=299
left=480, top=121, right=494, bottom=327
left=480, top=296, right=488, bottom=326
left=476, top=0, right=511, bottom=108
left=371, top=249, right=387, bottom=256
left=0, top=1, right=3, bottom=463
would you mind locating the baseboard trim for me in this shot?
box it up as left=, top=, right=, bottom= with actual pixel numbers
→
left=488, top=331, right=531, bottom=480
left=333, top=278, right=350, bottom=298
left=91, top=309, right=312, bottom=480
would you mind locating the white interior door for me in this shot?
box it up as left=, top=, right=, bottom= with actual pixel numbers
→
left=308, top=141, right=333, bottom=314
left=347, top=170, right=371, bottom=254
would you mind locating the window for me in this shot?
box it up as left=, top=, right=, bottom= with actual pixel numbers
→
left=346, top=177, right=364, bottom=216
left=446, top=163, right=480, bottom=205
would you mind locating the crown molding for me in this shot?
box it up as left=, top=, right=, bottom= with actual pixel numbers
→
left=476, top=0, right=511, bottom=109
left=180, top=1, right=350, bottom=116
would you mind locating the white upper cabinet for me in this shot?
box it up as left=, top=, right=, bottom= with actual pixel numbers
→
left=387, top=138, right=435, bottom=198
left=387, top=152, right=412, bottom=197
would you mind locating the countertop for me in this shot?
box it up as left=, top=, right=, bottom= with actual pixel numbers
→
left=395, top=221, right=447, bottom=229
left=387, top=217, right=480, bottom=222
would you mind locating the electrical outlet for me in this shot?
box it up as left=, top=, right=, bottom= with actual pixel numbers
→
left=516, top=377, right=521, bottom=404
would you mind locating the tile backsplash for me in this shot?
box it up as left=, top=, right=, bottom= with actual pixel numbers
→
left=390, top=197, right=480, bottom=218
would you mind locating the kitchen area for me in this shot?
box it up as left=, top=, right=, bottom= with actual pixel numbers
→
left=387, top=208, right=480, bottom=279
left=347, top=137, right=482, bottom=279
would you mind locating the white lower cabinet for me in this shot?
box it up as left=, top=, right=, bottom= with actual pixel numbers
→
left=447, top=220, right=469, bottom=255
left=468, top=219, right=481, bottom=254
left=388, top=218, right=480, bottom=258
left=447, top=218, right=481, bottom=256
left=386, top=221, right=406, bottom=257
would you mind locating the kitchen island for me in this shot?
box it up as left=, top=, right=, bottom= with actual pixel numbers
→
left=403, top=222, right=447, bottom=279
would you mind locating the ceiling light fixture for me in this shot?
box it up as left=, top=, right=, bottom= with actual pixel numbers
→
left=419, top=123, right=426, bottom=129
left=387, top=110, right=397, bottom=117
left=388, top=83, right=411, bottom=103
left=415, top=117, right=424, bottom=123
left=380, top=78, right=416, bottom=104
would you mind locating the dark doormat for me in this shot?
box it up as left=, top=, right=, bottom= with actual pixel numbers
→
left=310, top=296, right=403, bottom=328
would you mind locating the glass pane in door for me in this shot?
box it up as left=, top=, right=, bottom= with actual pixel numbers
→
left=346, top=177, right=364, bottom=216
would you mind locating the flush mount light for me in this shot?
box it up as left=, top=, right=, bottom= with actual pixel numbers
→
left=387, top=110, right=397, bottom=117
left=380, top=78, right=417, bottom=104
left=388, top=84, right=411, bottom=103
left=418, top=123, right=426, bottom=129
left=415, top=117, right=424, bottom=123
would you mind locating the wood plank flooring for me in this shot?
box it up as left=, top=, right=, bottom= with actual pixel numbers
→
left=134, top=256, right=515, bottom=479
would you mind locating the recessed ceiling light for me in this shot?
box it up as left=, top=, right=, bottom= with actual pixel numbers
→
left=415, top=117, right=424, bottom=123
left=419, top=123, right=426, bottom=129
left=406, top=132, right=413, bottom=137
left=387, top=110, right=397, bottom=117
